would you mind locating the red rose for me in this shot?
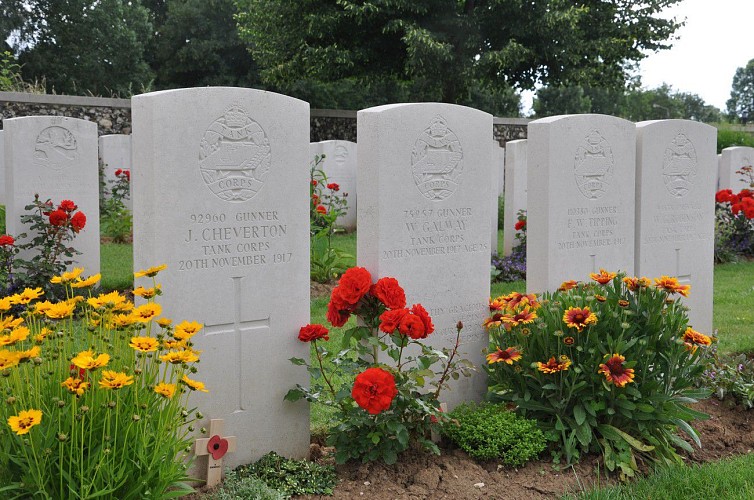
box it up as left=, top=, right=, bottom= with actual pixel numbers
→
left=410, top=304, right=434, bottom=336
left=311, top=180, right=318, bottom=186
left=0, top=235, right=14, bottom=246
left=316, top=205, right=327, bottom=215
left=326, top=300, right=350, bottom=327
left=732, top=203, right=743, bottom=215
left=371, top=277, right=406, bottom=310
left=338, top=267, right=372, bottom=306
left=58, top=200, right=77, bottom=212
left=327, top=183, right=340, bottom=191
left=298, top=324, right=330, bottom=342
left=352, top=367, right=398, bottom=415
left=124, top=170, right=130, bottom=181
left=716, top=189, right=734, bottom=203
left=740, top=189, right=753, bottom=199
left=115, top=169, right=123, bottom=176
left=398, top=314, right=426, bottom=339
left=48, top=209, right=68, bottom=227
left=379, top=308, right=408, bottom=333
left=311, top=194, right=320, bottom=205
left=70, top=211, right=87, bottom=232
left=514, top=219, right=526, bottom=231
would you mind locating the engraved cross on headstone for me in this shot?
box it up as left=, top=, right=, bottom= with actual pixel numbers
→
left=674, top=248, right=692, bottom=287
left=203, top=276, right=269, bottom=413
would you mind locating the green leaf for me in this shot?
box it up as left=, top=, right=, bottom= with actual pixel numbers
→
left=284, top=388, right=304, bottom=402
left=575, top=422, right=592, bottom=447
left=574, top=404, right=586, bottom=426
left=382, top=448, right=398, bottom=465
left=289, top=357, right=307, bottom=365
left=599, top=424, right=654, bottom=452
left=396, top=426, right=409, bottom=447
left=671, top=417, right=701, bottom=448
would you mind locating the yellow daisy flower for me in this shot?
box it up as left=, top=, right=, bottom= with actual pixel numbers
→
left=7, top=409, right=42, bottom=435
left=131, top=303, right=162, bottom=323
left=71, top=350, right=110, bottom=371
left=133, top=285, right=161, bottom=299
left=134, top=264, right=167, bottom=278
left=61, top=377, right=90, bottom=396
left=173, top=321, right=203, bottom=341
left=98, top=371, right=134, bottom=390
left=44, top=301, right=77, bottom=320
left=50, top=267, right=84, bottom=284
left=0, top=316, right=24, bottom=332
left=162, top=339, right=186, bottom=350
left=0, top=349, right=20, bottom=370
left=181, top=375, right=209, bottom=392
left=160, top=350, right=200, bottom=364
left=33, top=300, right=54, bottom=315
left=129, top=336, right=160, bottom=352
left=34, top=327, right=52, bottom=344
left=87, top=291, right=128, bottom=310
left=70, top=274, right=102, bottom=288
left=10, top=287, right=44, bottom=305
left=0, top=297, right=12, bottom=312
left=16, top=346, right=40, bottom=362
left=156, top=318, right=172, bottom=328
left=0, top=326, right=30, bottom=347
left=110, top=313, right=137, bottom=329
left=154, top=382, right=176, bottom=398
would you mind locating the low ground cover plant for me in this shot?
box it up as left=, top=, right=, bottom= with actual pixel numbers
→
left=0, top=264, right=207, bottom=498
left=698, top=346, right=754, bottom=408
left=286, top=267, right=472, bottom=464
left=441, top=402, right=545, bottom=465
left=485, top=271, right=711, bottom=478
left=232, top=451, right=337, bottom=497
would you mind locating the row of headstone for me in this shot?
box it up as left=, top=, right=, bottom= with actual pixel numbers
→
left=718, top=146, right=754, bottom=191
left=99, top=134, right=133, bottom=210
left=525, top=115, right=716, bottom=333
left=309, top=140, right=357, bottom=231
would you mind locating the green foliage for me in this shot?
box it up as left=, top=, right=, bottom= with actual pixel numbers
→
left=204, top=468, right=284, bottom=500
left=717, top=126, right=754, bottom=153
left=486, top=273, right=711, bottom=479
left=149, top=0, right=259, bottom=89
left=100, top=170, right=133, bottom=244
left=442, top=402, right=545, bottom=465
left=309, top=154, right=351, bottom=283
left=726, top=58, right=754, bottom=122
left=235, top=0, right=683, bottom=112
left=234, top=451, right=336, bottom=497
left=533, top=84, right=722, bottom=122
left=0, top=51, right=22, bottom=91
left=0, top=270, right=201, bottom=499
left=698, top=348, right=754, bottom=409
left=10, top=0, right=154, bottom=96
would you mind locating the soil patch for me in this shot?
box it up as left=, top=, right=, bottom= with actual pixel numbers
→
left=311, top=281, right=336, bottom=299
left=294, top=398, right=753, bottom=499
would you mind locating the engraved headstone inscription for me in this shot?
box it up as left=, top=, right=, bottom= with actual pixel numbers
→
left=503, top=139, right=527, bottom=257
left=357, top=104, right=492, bottom=408
left=98, top=134, right=133, bottom=210
left=718, top=146, right=754, bottom=192
left=4, top=116, right=100, bottom=274
left=309, top=140, right=358, bottom=231
left=636, top=120, right=717, bottom=333
left=131, top=88, right=310, bottom=468
left=526, top=115, right=636, bottom=293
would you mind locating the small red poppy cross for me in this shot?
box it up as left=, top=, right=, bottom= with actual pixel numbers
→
left=194, top=419, right=237, bottom=487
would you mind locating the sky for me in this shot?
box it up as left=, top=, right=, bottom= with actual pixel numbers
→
left=522, top=0, right=754, bottom=115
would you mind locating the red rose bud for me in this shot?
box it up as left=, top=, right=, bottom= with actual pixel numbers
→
left=71, top=211, right=87, bottom=232
left=0, top=235, right=14, bottom=246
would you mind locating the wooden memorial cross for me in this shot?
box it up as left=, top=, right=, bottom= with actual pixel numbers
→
left=195, top=419, right=237, bottom=487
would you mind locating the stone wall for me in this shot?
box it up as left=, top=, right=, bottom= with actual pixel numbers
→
left=0, top=91, right=529, bottom=143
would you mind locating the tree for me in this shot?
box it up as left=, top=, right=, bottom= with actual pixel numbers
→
left=234, top=0, right=683, bottom=113
left=9, top=0, right=154, bottom=96
left=727, top=58, right=754, bottom=122
left=532, top=86, right=592, bottom=117
left=149, top=0, right=260, bottom=89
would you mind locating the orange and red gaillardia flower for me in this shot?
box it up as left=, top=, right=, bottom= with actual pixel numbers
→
left=371, top=277, right=406, bottom=310
left=563, top=307, right=598, bottom=332
left=504, top=306, right=537, bottom=327
left=483, top=313, right=507, bottom=330
left=338, top=267, right=372, bottom=306
left=504, top=292, right=540, bottom=310
left=351, top=367, right=398, bottom=415
left=590, top=268, right=617, bottom=285
left=298, top=324, right=330, bottom=342
left=486, top=347, right=522, bottom=365
left=537, top=356, right=571, bottom=374
left=653, top=276, right=690, bottom=297
left=598, top=353, right=635, bottom=388
left=489, top=296, right=506, bottom=311
left=622, top=276, right=651, bottom=291
left=682, top=327, right=712, bottom=353
left=558, top=280, right=578, bottom=292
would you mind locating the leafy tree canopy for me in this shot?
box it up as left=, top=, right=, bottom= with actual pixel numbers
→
left=234, top=0, right=684, bottom=114
left=727, top=58, right=754, bottom=122
left=8, top=0, right=154, bottom=96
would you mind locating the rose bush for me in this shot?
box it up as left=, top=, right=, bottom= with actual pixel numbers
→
left=286, top=267, right=472, bottom=464
left=715, top=185, right=754, bottom=262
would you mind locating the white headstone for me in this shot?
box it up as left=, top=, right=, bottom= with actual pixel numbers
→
left=4, top=116, right=100, bottom=275
left=131, top=87, right=310, bottom=468
left=0, top=130, right=5, bottom=207
left=503, top=139, right=527, bottom=256
left=718, top=146, right=754, bottom=191
left=309, top=140, right=357, bottom=231
left=357, top=103, right=492, bottom=408
left=491, top=142, right=504, bottom=255
left=526, top=114, right=636, bottom=293
left=635, top=120, right=716, bottom=333
left=98, top=134, right=132, bottom=210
